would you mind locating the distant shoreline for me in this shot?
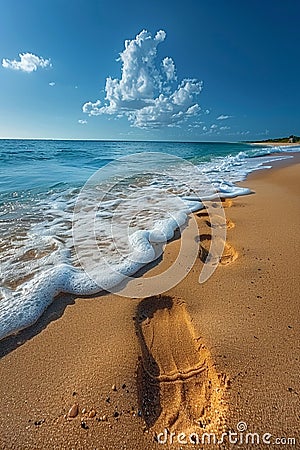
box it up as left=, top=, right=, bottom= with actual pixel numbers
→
left=250, top=141, right=300, bottom=147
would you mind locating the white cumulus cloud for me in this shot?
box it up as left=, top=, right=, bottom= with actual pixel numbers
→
left=78, top=119, right=87, bottom=124
left=2, top=52, right=51, bottom=73
left=49, top=81, right=55, bottom=86
left=82, top=100, right=102, bottom=116
left=82, top=30, right=203, bottom=128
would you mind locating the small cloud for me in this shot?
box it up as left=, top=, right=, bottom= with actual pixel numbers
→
left=229, top=130, right=250, bottom=136
left=210, top=124, right=218, bottom=129
left=78, top=119, right=87, bottom=124
left=217, top=114, right=232, bottom=120
left=188, top=121, right=204, bottom=128
left=220, top=126, right=230, bottom=130
left=2, top=52, right=51, bottom=73
left=203, top=126, right=208, bottom=131
left=49, top=81, right=55, bottom=87
left=186, top=104, right=200, bottom=116
left=82, top=100, right=101, bottom=116
left=75, top=86, right=78, bottom=89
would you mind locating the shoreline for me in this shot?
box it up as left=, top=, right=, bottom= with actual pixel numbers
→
left=0, top=155, right=299, bottom=448
left=249, top=141, right=300, bottom=147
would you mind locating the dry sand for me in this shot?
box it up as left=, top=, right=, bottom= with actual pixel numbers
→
left=0, top=155, right=299, bottom=449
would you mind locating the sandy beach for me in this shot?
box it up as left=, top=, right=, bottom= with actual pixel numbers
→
left=0, top=155, right=299, bottom=449
left=250, top=141, right=300, bottom=147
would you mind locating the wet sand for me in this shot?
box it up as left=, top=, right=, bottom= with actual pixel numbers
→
left=0, top=155, right=299, bottom=449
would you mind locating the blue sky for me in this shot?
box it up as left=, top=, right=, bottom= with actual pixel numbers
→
left=0, top=0, right=299, bottom=141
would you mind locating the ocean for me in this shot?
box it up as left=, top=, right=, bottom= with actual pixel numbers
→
left=0, top=139, right=299, bottom=340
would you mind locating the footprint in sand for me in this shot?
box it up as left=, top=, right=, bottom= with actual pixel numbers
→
left=135, top=296, right=228, bottom=432
left=221, top=198, right=233, bottom=208
left=199, top=209, right=238, bottom=265
left=199, top=235, right=238, bottom=266
left=205, top=218, right=235, bottom=230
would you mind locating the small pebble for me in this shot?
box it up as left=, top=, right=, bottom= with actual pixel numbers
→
left=88, top=409, right=96, bottom=418
left=81, top=408, right=87, bottom=414
left=112, top=384, right=117, bottom=391
left=34, top=419, right=44, bottom=426
left=68, top=404, right=79, bottom=418
left=81, top=421, right=89, bottom=430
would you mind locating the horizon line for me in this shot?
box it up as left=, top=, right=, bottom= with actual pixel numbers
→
left=0, top=137, right=252, bottom=144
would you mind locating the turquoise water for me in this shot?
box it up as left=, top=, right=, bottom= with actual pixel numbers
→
left=0, top=140, right=261, bottom=193
left=0, top=139, right=299, bottom=340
